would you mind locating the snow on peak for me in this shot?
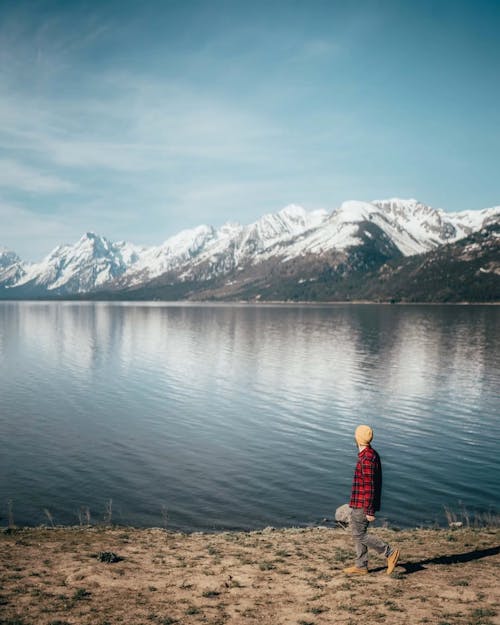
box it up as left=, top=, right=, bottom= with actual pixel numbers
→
left=321, top=198, right=497, bottom=256
left=335, top=200, right=379, bottom=222
left=373, top=197, right=420, bottom=207
left=218, top=221, right=243, bottom=238
left=0, top=248, right=21, bottom=267
left=372, top=198, right=438, bottom=218
left=0, top=248, right=25, bottom=286
left=2, top=197, right=498, bottom=295
left=278, top=204, right=306, bottom=219
left=121, top=205, right=331, bottom=284
left=160, top=224, right=215, bottom=254
left=14, top=231, right=144, bottom=292
left=278, top=204, right=329, bottom=230
left=81, top=231, right=99, bottom=240
left=124, top=225, right=216, bottom=283
left=114, top=240, right=147, bottom=265
left=448, top=205, right=500, bottom=230
left=250, top=204, right=328, bottom=242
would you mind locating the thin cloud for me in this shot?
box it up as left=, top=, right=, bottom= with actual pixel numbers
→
left=0, top=0, right=496, bottom=262
left=0, top=74, right=284, bottom=172
left=0, top=159, right=75, bottom=194
left=0, top=199, right=74, bottom=259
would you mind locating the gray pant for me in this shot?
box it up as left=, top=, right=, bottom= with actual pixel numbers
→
left=350, top=508, right=391, bottom=569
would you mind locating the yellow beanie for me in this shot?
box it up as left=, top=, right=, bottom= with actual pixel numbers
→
left=355, top=425, right=373, bottom=446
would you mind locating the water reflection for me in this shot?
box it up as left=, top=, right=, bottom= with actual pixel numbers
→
left=0, top=302, right=498, bottom=529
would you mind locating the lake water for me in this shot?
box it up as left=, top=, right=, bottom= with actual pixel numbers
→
left=0, top=302, right=498, bottom=531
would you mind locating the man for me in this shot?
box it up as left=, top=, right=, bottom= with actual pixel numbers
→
left=343, top=424, right=400, bottom=576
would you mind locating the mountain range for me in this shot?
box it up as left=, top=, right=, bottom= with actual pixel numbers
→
left=1, top=198, right=499, bottom=302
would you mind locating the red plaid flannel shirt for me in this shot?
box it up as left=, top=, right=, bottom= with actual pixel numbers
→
left=349, top=446, right=382, bottom=516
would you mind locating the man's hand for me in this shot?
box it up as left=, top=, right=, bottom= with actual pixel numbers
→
left=366, top=515, right=376, bottom=522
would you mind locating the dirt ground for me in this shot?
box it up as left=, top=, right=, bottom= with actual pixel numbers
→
left=0, top=525, right=498, bottom=625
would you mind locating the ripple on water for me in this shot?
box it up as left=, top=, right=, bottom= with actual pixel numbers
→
left=0, top=302, right=498, bottom=529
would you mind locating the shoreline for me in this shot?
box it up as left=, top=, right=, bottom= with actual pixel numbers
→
left=1, top=516, right=495, bottom=535
left=2, top=525, right=498, bottom=625
left=1, top=298, right=499, bottom=306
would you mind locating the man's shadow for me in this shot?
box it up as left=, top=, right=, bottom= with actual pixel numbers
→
left=371, top=545, right=500, bottom=575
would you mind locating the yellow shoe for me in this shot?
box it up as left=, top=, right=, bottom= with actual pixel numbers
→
left=343, top=565, right=368, bottom=575
left=387, top=548, right=400, bottom=575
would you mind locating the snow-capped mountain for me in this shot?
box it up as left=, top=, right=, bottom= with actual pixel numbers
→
left=12, top=232, right=146, bottom=294
left=370, top=198, right=497, bottom=252
left=1, top=198, right=498, bottom=298
left=116, top=204, right=329, bottom=286
left=0, top=249, right=25, bottom=286
left=118, top=198, right=498, bottom=285
left=355, top=220, right=500, bottom=303
left=276, top=197, right=498, bottom=261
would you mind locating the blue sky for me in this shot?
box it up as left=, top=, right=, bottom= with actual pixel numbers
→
left=1, top=0, right=499, bottom=259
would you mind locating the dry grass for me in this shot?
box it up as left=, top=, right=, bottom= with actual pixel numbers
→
left=0, top=526, right=498, bottom=625
left=444, top=504, right=500, bottom=529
